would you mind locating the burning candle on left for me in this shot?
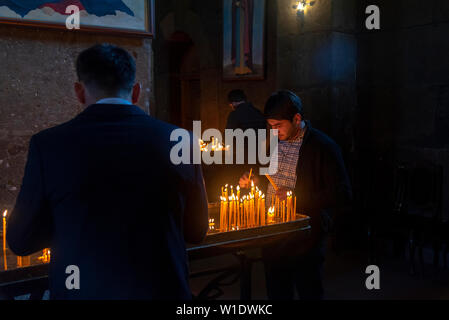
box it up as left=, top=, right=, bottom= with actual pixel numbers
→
left=209, top=218, right=215, bottom=232
left=3, top=210, right=7, bottom=270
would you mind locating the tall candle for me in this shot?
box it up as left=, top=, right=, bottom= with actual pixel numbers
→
left=220, top=197, right=224, bottom=231
left=233, top=196, right=237, bottom=227
left=3, top=210, right=7, bottom=271
left=223, top=198, right=228, bottom=231
left=261, top=195, right=265, bottom=226
left=293, top=196, right=297, bottom=221
left=228, top=196, right=233, bottom=228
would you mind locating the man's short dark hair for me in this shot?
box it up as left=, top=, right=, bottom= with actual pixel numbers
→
left=227, top=89, right=247, bottom=103
left=264, top=90, right=304, bottom=121
left=76, top=44, right=136, bottom=96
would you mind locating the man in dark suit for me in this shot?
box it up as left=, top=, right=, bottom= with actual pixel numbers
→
left=6, top=44, right=209, bottom=300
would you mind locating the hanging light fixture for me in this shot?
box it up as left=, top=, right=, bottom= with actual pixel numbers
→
left=293, top=0, right=316, bottom=14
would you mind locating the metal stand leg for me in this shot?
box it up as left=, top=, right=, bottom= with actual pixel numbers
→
left=236, top=250, right=252, bottom=300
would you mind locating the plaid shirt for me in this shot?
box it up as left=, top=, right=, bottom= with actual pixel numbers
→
left=266, top=125, right=307, bottom=206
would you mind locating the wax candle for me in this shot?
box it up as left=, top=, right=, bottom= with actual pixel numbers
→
left=233, top=195, right=237, bottom=227
left=293, top=196, right=297, bottom=221
left=251, top=194, right=255, bottom=227
left=3, top=210, right=7, bottom=271
left=223, top=197, right=228, bottom=231
left=267, top=207, right=275, bottom=224
left=261, top=195, right=265, bottom=226
left=240, top=201, right=243, bottom=227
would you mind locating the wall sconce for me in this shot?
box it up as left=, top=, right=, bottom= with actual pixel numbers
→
left=293, top=1, right=316, bottom=19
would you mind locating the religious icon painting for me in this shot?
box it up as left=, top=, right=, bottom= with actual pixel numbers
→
left=0, top=0, right=154, bottom=37
left=223, top=0, right=266, bottom=81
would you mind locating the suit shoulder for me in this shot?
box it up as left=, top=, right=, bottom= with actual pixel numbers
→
left=32, top=118, right=79, bottom=142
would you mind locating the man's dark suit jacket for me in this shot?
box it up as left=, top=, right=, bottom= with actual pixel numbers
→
left=6, top=104, right=209, bottom=300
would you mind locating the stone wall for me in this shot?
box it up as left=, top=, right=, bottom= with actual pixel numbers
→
left=0, top=25, right=153, bottom=211
left=357, top=0, right=449, bottom=220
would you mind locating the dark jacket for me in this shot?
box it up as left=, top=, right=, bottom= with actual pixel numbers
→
left=225, top=102, right=266, bottom=131
left=263, top=121, right=352, bottom=258
left=217, top=102, right=267, bottom=186
left=7, top=104, right=209, bottom=300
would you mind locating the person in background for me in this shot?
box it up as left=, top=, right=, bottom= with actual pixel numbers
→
left=240, top=90, right=352, bottom=300
left=226, top=89, right=266, bottom=131
left=6, top=44, right=209, bottom=300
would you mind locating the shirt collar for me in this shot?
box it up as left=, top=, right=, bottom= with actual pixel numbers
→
left=77, top=103, right=147, bottom=117
left=284, top=121, right=307, bottom=143
left=96, top=97, right=132, bottom=105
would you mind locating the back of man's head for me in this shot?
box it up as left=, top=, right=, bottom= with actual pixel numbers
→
left=76, top=44, right=136, bottom=98
left=227, top=89, right=247, bottom=103
left=264, top=90, right=304, bottom=121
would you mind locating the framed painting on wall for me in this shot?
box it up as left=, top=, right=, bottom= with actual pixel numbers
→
left=0, top=0, right=155, bottom=37
left=223, top=0, right=266, bottom=81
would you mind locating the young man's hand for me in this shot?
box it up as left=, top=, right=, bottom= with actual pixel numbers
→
left=239, top=172, right=259, bottom=189
left=275, top=187, right=289, bottom=201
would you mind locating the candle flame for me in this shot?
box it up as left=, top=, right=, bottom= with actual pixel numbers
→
left=3, top=210, right=7, bottom=218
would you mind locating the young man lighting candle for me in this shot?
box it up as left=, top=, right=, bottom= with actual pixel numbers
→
left=239, top=90, right=352, bottom=300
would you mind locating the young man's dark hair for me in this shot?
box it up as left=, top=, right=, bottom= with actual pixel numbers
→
left=264, top=90, right=304, bottom=121
left=76, top=43, right=136, bottom=97
left=227, top=89, right=247, bottom=103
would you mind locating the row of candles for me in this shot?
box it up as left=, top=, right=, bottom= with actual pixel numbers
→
left=199, top=137, right=230, bottom=152
left=218, top=183, right=297, bottom=232
left=2, top=210, right=50, bottom=271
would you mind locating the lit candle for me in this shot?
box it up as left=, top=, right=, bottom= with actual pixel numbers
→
left=233, top=195, right=237, bottom=228
left=223, top=197, right=228, bottom=232
left=274, top=197, right=279, bottom=217
left=229, top=196, right=233, bottom=228
left=209, top=218, right=215, bottom=231
left=250, top=194, right=255, bottom=227
left=267, top=207, right=275, bottom=224
left=3, top=210, right=7, bottom=271
left=261, top=195, right=265, bottom=226
left=243, top=196, right=249, bottom=228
